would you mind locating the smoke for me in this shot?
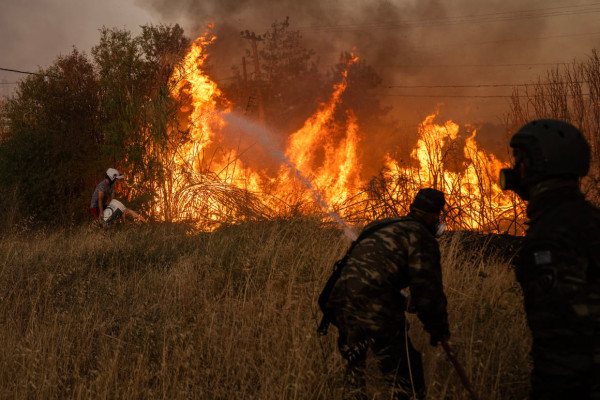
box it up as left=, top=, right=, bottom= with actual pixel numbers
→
left=137, top=0, right=566, bottom=117
left=137, top=0, right=597, bottom=172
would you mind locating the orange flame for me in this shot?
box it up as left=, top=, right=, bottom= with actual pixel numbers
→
left=283, top=54, right=361, bottom=207
left=161, top=30, right=524, bottom=233
left=159, top=28, right=266, bottom=224
left=383, top=113, right=522, bottom=232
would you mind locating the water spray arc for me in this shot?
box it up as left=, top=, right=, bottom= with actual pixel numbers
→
left=224, top=113, right=358, bottom=241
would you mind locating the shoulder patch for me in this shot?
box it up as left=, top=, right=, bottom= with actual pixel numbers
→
left=533, top=250, right=552, bottom=265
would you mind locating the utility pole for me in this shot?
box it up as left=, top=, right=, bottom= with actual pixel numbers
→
left=241, top=56, right=255, bottom=115
left=242, top=56, right=248, bottom=89
left=240, top=30, right=265, bottom=123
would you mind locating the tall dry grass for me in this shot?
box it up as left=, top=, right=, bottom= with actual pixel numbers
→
left=0, top=221, right=529, bottom=399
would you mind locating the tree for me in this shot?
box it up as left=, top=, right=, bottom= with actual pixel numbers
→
left=223, top=18, right=323, bottom=135
left=507, top=49, right=600, bottom=204
left=0, top=50, right=101, bottom=223
left=0, top=24, right=191, bottom=226
left=331, top=52, right=389, bottom=126
left=91, top=24, right=190, bottom=218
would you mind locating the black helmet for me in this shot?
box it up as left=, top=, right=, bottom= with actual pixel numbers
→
left=500, top=119, right=590, bottom=198
left=510, top=119, right=590, bottom=182
left=410, top=188, right=446, bottom=213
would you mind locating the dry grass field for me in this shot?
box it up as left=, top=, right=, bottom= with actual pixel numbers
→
left=0, top=219, right=530, bottom=399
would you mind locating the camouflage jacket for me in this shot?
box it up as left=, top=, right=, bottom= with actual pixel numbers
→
left=327, top=214, right=449, bottom=335
left=513, top=180, right=600, bottom=389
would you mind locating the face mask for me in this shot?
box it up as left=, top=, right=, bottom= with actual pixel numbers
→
left=500, top=148, right=532, bottom=200
left=500, top=166, right=531, bottom=200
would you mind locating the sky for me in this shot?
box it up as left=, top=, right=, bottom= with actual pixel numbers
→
left=1, top=0, right=599, bottom=137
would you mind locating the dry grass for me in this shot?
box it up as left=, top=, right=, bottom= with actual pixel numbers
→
left=0, top=220, right=530, bottom=399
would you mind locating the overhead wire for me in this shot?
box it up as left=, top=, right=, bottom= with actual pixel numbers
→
left=388, top=63, right=570, bottom=68
left=0, top=67, right=43, bottom=76
left=2, top=5, right=597, bottom=81
left=384, top=31, right=600, bottom=54
left=384, top=81, right=587, bottom=88
left=374, top=93, right=592, bottom=98
left=295, top=2, right=600, bottom=32
left=0, top=67, right=61, bottom=79
left=2, top=2, right=597, bottom=100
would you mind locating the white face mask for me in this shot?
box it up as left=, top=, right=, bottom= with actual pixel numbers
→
left=434, top=222, right=446, bottom=238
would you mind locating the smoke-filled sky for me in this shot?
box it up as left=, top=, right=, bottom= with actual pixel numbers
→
left=1, top=0, right=599, bottom=133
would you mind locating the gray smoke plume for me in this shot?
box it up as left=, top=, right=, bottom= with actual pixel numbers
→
left=138, top=0, right=598, bottom=159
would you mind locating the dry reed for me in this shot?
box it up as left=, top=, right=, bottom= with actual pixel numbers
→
left=0, top=220, right=529, bottom=399
left=507, top=49, right=600, bottom=204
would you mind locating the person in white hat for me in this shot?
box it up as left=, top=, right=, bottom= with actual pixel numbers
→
left=89, top=168, right=123, bottom=225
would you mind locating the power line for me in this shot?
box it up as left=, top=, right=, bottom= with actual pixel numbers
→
left=0, top=67, right=40, bottom=76
left=0, top=67, right=60, bottom=79
left=378, top=94, right=514, bottom=98
left=402, top=31, right=600, bottom=52
left=375, top=93, right=592, bottom=98
left=384, top=81, right=587, bottom=89
left=296, top=3, right=600, bottom=32
left=389, top=62, right=570, bottom=68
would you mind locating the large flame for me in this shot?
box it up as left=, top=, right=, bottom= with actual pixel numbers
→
left=158, top=27, right=524, bottom=233
left=283, top=54, right=362, bottom=207
left=383, top=117, right=522, bottom=232
left=158, top=28, right=267, bottom=225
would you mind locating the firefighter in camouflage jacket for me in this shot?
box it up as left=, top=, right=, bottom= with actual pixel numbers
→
left=500, top=119, right=600, bottom=399
left=326, top=188, right=450, bottom=400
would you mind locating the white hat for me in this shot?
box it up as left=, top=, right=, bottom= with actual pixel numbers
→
left=103, top=199, right=127, bottom=222
left=106, top=168, right=124, bottom=182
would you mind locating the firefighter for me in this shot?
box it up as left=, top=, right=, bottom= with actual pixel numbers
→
left=90, top=168, right=123, bottom=225
left=500, top=119, right=600, bottom=399
left=325, top=188, right=450, bottom=400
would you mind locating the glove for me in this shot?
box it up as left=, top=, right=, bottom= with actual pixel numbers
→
left=429, top=325, right=450, bottom=347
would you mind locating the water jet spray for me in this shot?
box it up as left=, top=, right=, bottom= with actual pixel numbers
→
left=223, top=112, right=358, bottom=241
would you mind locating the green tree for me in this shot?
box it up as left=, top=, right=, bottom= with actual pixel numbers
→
left=0, top=24, right=190, bottom=226
left=259, top=17, right=323, bottom=133
left=0, top=50, right=100, bottom=224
